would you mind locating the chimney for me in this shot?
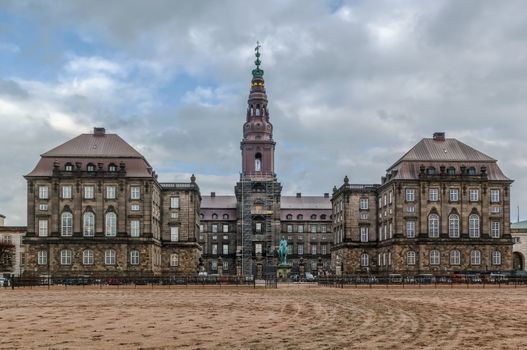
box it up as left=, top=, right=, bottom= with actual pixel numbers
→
left=0, top=214, right=5, bottom=226
left=211, top=192, right=216, bottom=198
left=296, top=193, right=301, bottom=198
left=93, top=127, right=106, bottom=136
left=433, top=132, right=445, bottom=141
left=324, top=193, right=329, bottom=198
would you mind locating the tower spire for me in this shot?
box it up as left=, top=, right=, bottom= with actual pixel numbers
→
left=252, top=41, right=264, bottom=78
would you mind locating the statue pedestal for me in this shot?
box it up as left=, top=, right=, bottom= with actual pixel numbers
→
left=276, top=264, right=291, bottom=281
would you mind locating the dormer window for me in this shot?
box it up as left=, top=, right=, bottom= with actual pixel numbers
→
left=286, top=214, right=292, bottom=220
left=212, top=213, right=218, bottom=220
left=467, top=167, right=476, bottom=175
left=108, top=163, right=117, bottom=172
left=447, top=167, right=456, bottom=175
left=87, top=163, right=95, bottom=172
left=427, top=167, right=436, bottom=175
left=255, top=153, right=262, bottom=172
left=64, top=163, right=73, bottom=172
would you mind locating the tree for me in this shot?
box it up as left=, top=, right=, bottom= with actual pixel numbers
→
left=0, top=240, right=15, bottom=272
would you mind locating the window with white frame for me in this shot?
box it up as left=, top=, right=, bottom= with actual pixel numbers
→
left=222, top=244, right=229, bottom=255
left=383, top=194, right=387, bottom=206
left=60, top=249, right=72, bottom=265
left=287, top=225, right=292, bottom=233
left=311, top=244, right=317, bottom=255
left=428, top=214, right=440, bottom=237
left=38, top=219, right=48, bottom=237
left=105, top=212, right=117, bottom=236
left=469, top=214, right=480, bottom=238
left=321, top=225, right=327, bottom=233
left=105, top=250, right=116, bottom=265
left=130, top=250, right=140, bottom=265
left=39, top=186, right=48, bottom=199
left=255, top=243, right=262, bottom=254
left=406, top=205, right=415, bottom=213
left=170, top=254, right=179, bottom=267
left=490, top=189, right=500, bottom=203
left=360, top=253, right=369, bottom=267
left=491, top=221, right=501, bottom=238
left=171, top=212, right=179, bottom=219
left=131, top=204, right=140, bottom=211
left=106, top=186, right=116, bottom=199
left=406, top=221, right=416, bottom=238
left=450, top=250, right=461, bottom=265
left=360, top=212, right=368, bottom=220
left=170, top=197, right=180, bottom=209
left=448, top=214, right=460, bottom=238
left=311, top=225, right=317, bottom=233
left=470, top=250, right=481, bottom=265
left=490, top=206, right=501, bottom=213
left=211, top=259, right=218, bottom=270
left=389, top=191, right=393, bottom=204
left=62, top=186, right=72, bottom=199
left=492, top=251, right=502, bottom=265
left=297, top=244, right=304, bottom=255
left=360, top=226, right=369, bottom=242
left=84, top=186, right=94, bottom=199
left=223, top=224, right=229, bottom=233
left=83, top=212, right=95, bottom=237
left=37, top=250, right=47, bottom=265
left=131, top=186, right=141, bottom=199
left=255, top=223, right=262, bottom=233
left=298, top=225, right=304, bottom=233
left=449, top=189, right=459, bottom=202
left=429, top=250, right=440, bottom=265
left=83, top=250, right=94, bottom=265
left=429, top=188, right=439, bottom=202
left=170, top=227, right=179, bottom=242
left=469, top=189, right=479, bottom=202
left=223, top=260, right=229, bottom=270
left=39, top=204, right=48, bottom=211
left=199, top=224, right=204, bottom=233
left=321, top=244, right=327, bottom=255
left=61, top=212, right=73, bottom=236
left=360, top=198, right=368, bottom=210
left=406, top=189, right=415, bottom=202
left=211, top=244, right=218, bottom=255
left=389, top=222, right=393, bottom=239
left=407, top=251, right=416, bottom=265
left=212, top=224, right=218, bottom=233
left=130, top=220, right=140, bottom=237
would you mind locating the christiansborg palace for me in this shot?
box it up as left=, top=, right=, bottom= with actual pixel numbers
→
left=20, top=50, right=515, bottom=279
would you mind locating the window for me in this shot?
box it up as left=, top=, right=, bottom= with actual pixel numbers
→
left=38, top=220, right=48, bottom=237
left=171, top=227, right=179, bottom=242
left=37, top=251, right=47, bottom=265
left=211, top=244, right=218, bottom=255
left=298, top=225, right=304, bottom=233
left=287, top=225, right=293, bottom=233
left=407, top=251, right=416, bottom=265
left=429, top=250, right=440, bottom=265
left=383, top=194, right=387, bottom=206
left=61, top=212, right=73, bottom=236
left=470, top=250, right=481, bottom=265
left=60, top=249, right=72, bottom=265
left=469, top=189, right=479, bottom=202
left=212, top=235, right=217, bottom=240
left=450, top=250, right=461, bottom=265
left=83, top=212, right=95, bottom=237
left=449, top=189, right=459, bottom=202
left=321, top=244, right=327, bottom=255
left=311, top=214, right=317, bottom=220
left=39, top=204, right=48, bottom=211
left=491, top=206, right=501, bottom=213
left=223, top=224, right=229, bottom=233
left=211, top=259, right=218, bottom=270
left=223, top=214, right=229, bottom=220
left=255, top=243, right=262, bottom=254
left=223, top=260, right=229, bottom=270
left=360, top=227, right=369, bottom=242
left=469, top=214, right=480, bottom=238
left=131, top=186, right=141, bottom=199
left=310, top=225, right=317, bottom=233
left=131, top=220, right=140, bottom=237
left=131, top=204, right=140, bottom=211
left=427, top=167, right=436, bottom=175
left=255, top=153, right=262, bottom=172
left=170, top=197, right=180, bottom=209
left=255, top=223, right=262, bottom=233
left=467, top=167, right=476, bottom=175
left=130, top=250, right=140, bottom=265
left=170, top=254, right=179, bottom=267
left=492, top=251, right=502, bottom=265
left=38, top=186, right=48, bottom=199
left=360, top=253, right=369, bottom=267
left=406, top=221, right=416, bottom=238
left=105, top=212, right=117, bottom=236
left=106, top=186, right=116, bottom=199
left=406, top=189, right=415, bottom=202
left=83, top=250, right=94, bottom=265
left=84, top=186, right=94, bottom=199
left=212, top=224, right=218, bottom=233
left=297, top=214, right=304, bottom=220
left=212, top=214, right=218, bottom=219
left=428, top=214, right=439, bottom=238
left=360, top=198, right=368, bottom=210
left=286, top=214, right=292, bottom=220
left=389, top=191, right=393, bottom=204
left=321, top=225, right=327, bottom=233
left=448, top=214, right=459, bottom=238
left=222, top=244, right=229, bottom=255
left=406, top=205, right=415, bottom=213
left=64, top=163, right=73, bottom=172
left=105, top=250, right=116, bottom=265
left=311, top=244, right=317, bottom=255
left=490, top=190, right=500, bottom=203
left=199, top=224, right=204, bottom=233
left=297, top=244, right=304, bottom=255
left=447, top=167, right=456, bottom=175
left=62, top=186, right=72, bottom=199
left=87, top=163, right=95, bottom=172
left=321, top=214, right=327, bottom=220
left=108, top=164, right=117, bottom=172
left=360, top=212, right=368, bottom=220
left=429, top=188, right=439, bottom=202
left=389, top=222, right=393, bottom=239
left=491, top=221, right=501, bottom=238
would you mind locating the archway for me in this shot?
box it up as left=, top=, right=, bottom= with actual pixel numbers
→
left=513, top=252, right=525, bottom=271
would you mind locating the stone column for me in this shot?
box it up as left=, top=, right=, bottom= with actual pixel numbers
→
left=217, top=256, right=223, bottom=276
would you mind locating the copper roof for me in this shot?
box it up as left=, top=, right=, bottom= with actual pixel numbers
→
left=281, top=196, right=332, bottom=210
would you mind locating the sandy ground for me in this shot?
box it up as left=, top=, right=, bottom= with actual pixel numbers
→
left=1, top=285, right=526, bottom=349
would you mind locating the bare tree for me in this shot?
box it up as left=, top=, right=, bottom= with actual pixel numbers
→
left=0, top=240, right=15, bottom=272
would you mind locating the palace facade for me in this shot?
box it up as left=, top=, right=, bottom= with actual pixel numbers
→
left=22, top=50, right=514, bottom=278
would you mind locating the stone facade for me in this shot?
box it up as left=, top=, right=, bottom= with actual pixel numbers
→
left=511, top=220, right=527, bottom=271
left=0, top=215, right=26, bottom=277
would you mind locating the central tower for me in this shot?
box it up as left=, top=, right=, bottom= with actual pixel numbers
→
left=235, top=43, right=282, bottom=278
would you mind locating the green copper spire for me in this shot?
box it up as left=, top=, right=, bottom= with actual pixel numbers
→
left=252, top=41, right=264, bottom=78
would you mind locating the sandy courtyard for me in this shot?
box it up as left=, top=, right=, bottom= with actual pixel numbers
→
left=1, top=285, right=526, bottom=349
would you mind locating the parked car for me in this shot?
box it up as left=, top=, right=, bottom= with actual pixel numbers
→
left=0, top=277, right=10, bottom=287
left=305, top=272, right=316, bottom=282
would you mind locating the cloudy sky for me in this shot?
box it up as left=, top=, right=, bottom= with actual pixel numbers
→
left=1, top=0, right=527, bottom=225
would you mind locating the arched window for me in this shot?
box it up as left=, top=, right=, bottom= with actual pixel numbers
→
left=469, top=214, right=480, bottom=238
left=61, top=212, right=73, bottom=236
left=105, top=249, right=116, bottom=265
left=87, top=163, right=95, bottom=172
left=170, top=253, right=179, bottom=267
left=130, top=250, right=140, bottom=265
left=64, top=163, right=73, bottom=172
left=60, top=249, right=72, bottom=265
left=447, top=167, right=456, bottom=175
left=428, top=213, right=440, bottom=237
left=429, top=250, right=440, bottom=265
left=467, top=167, right=476, bottom=175
left=470, top=250, right=481, bottom=265
left=360, top=253, right=369, bottom=267
left=223, top=214, right=229, bottom=220
left=212, top=213, right=218, bottom=220
left=200, top=213, right=204, bottom=220
left=320, top=214, right=327, bottom=220
left=427, top=167, right=436, bottom=175
left=450, top=250, right=461, bottom=265
left=37, top=251, right=48, bottom=265
left=108, top=163, right=117, bottom=172
left=448, top=214, right=459, bottom=238
left=83, top=212, right=95, bottom=237
left=105, top=212, right=117, bottom=236
left=407, top=251, right=416, bottom=265
left=492, top=251, right=502, bottom=265
left=286, top=214, right=292, bottom=220
left=255, top=106, right=260, bottom=116
left=83, top=250, right=94, bottom=265
left=255, top=153, right=262, bottom=172
left=311, top=214, right=317, bottom=220
left=297, top=214, right=303, bottom=220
